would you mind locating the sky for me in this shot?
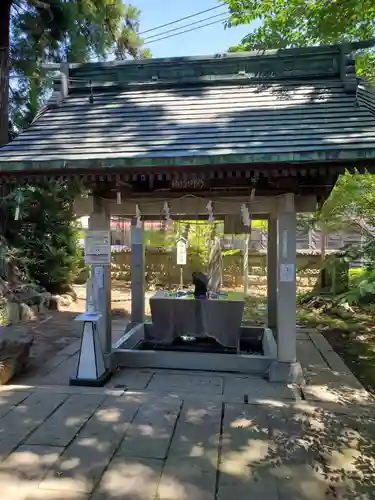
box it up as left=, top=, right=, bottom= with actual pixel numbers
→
left=133, top=0, right=253, bottom=58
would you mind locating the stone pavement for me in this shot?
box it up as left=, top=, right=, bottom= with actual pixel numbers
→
left=0, top=327, right=373, bottom=499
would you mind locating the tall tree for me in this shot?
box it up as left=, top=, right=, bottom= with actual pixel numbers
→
left=224, top=1, right=375, bottom=270
left=0, top=1, right=12, bottom=145
left=225, top=0, right=375, bottom=229
left=225, top=0, right=375, bottom=80
left=225, top=0, right=375, bottom=49
left=0, top=0, right=149, bottom=290
left=1, top=0, right=149, bottom=144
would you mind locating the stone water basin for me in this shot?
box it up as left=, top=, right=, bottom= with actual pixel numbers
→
left=148, top=290, right=245, bottom=349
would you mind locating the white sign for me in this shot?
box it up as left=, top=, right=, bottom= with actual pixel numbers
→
left=85, top=230, right=111, bottom=265
left=94, top=266, right=104, bottom=289
left=176, top=238, right=187, bottom=266
left=280, top=263, right=295, bottom=283
left=282, top=230, right=288, bottom=259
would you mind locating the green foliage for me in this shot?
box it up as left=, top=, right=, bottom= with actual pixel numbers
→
left=224, top=1, right=375, bottom=306
left=222, top=249, right=241, bottom=257
left=5, top=181, right=82, bottom=293
left=343, top=268, right=375, bottom=305
left=225, top=0, right=375, bottom=80
left=310, top=236, right=375, bottom=305
left=295, top=171, right=375, bottom=239
left=187, top=245, right=206, bottom=272
left=0, top=1, right=150, bottom=291
left=9, top=0, right=149, bottom=133
left=143, top=229, right=169, bottom=248
left=318, top=171, right=375, bottom=231
left=349, top=267, right=366, bottom=282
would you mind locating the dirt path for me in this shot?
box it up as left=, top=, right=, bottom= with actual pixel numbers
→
left=16, top=282, right=136, bottom=380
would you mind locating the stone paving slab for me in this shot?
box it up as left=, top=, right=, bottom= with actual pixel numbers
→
left=0, top=327, right=372, bottom=499
left=26, top=394, right=105, bottom=447
left=54, top=340, right=81, bottom=358
left=90, top=457, right=163, bottom=500
left=318, top=347, right=359, bottom=375
left=2, top=385, right=126, bottom=397
left=169, top=401, right=221, bottom=459
left=303, top=366, right=365, bottom=389
left=40, top=396, right=140, bottom=494
left=0, top=445, right=63, bottom=482
left=157, top=456, right=217, bottom=500
left=117, top=397, right=182, bottom=459
left=0, top=392, right=68, bottom=461
left=107, top=369, right=154, bottom=390
left=297, top=333, right=374, bottom=407
left=296, top=330, right=311, bottom=340
left=302, top=383, right=373, bottom=406
left=275, top=463, right=332, bottom=500
left=0, top=391, right=32, bottom=419
left=297, top=338, right=328, bottom=372
left=25, top=491, right=88, bottom=500
left=16, top=357, right=72, bottom=387
left=292, top=399, right=375, bottom=416
left=0, top=389, right=372, bottom=500
left=146, top=373, right=223, bottom=395
left=121, top=388, right=246, bottom=406
left=39, top=355, right=71, bottom=375
left=308, top=331, right=335, bottom=353
left=36, top=355, right=79, bottom=386
left=0, top=475, right=88, bottom=500
left=222, top=375, right=298, bottom=401
left=221, top=404, right=271, bottom=464
left=219, top=401, right=375, bottom=499
left=217, top=464, right=279, bottom=500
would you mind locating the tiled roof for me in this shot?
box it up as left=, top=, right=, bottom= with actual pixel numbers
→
left=1, top=42, right=375, bottom=175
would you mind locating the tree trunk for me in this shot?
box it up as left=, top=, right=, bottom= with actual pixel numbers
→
left=0, top=0, right=11, bottom=146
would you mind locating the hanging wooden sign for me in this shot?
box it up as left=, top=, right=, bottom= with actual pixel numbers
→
left=176, top=237, right=187, bottom=266
left=171, top=177, right=205, bottom=190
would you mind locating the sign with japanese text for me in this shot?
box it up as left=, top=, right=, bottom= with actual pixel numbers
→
left=85, top=230, right=111, bottom=265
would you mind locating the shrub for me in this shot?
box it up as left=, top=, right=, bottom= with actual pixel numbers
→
left=5, top=181, right=82, bottom=294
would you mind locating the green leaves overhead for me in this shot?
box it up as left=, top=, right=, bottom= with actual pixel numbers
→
left=8, top=0, right=149, bottom=134
left=224, top=1, right=375, bottom=88
left=11, top=0, right=146, bottom=63
left=225, top=0, right=375, bottom=50
left=318, top=171, right=375, bottom=232
left=1, top=0, right=150, bottom=289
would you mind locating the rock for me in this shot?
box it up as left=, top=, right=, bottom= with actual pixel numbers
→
left=0, top=278, right=9, bottom=296
left=50, top=294, right=72, bottom=311
left=6, top=302, right=20, bottom=325
left=39, top=291, right=51, bottom=309
left=49, top=296, right=58, bottom=310
left=19, top=303, right=37, bottom=322
left=38, top=302, right=48, bottom=314
left=0, top=327, right=34, bottom=384
left=11, top=284, right=50, bottom=310
left=65, top=288, right=78, bottom=302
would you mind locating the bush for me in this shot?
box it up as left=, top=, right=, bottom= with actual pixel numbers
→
left=5, top=181, right=82, bottom=294
left=342, top=268, right=375, bottom=305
